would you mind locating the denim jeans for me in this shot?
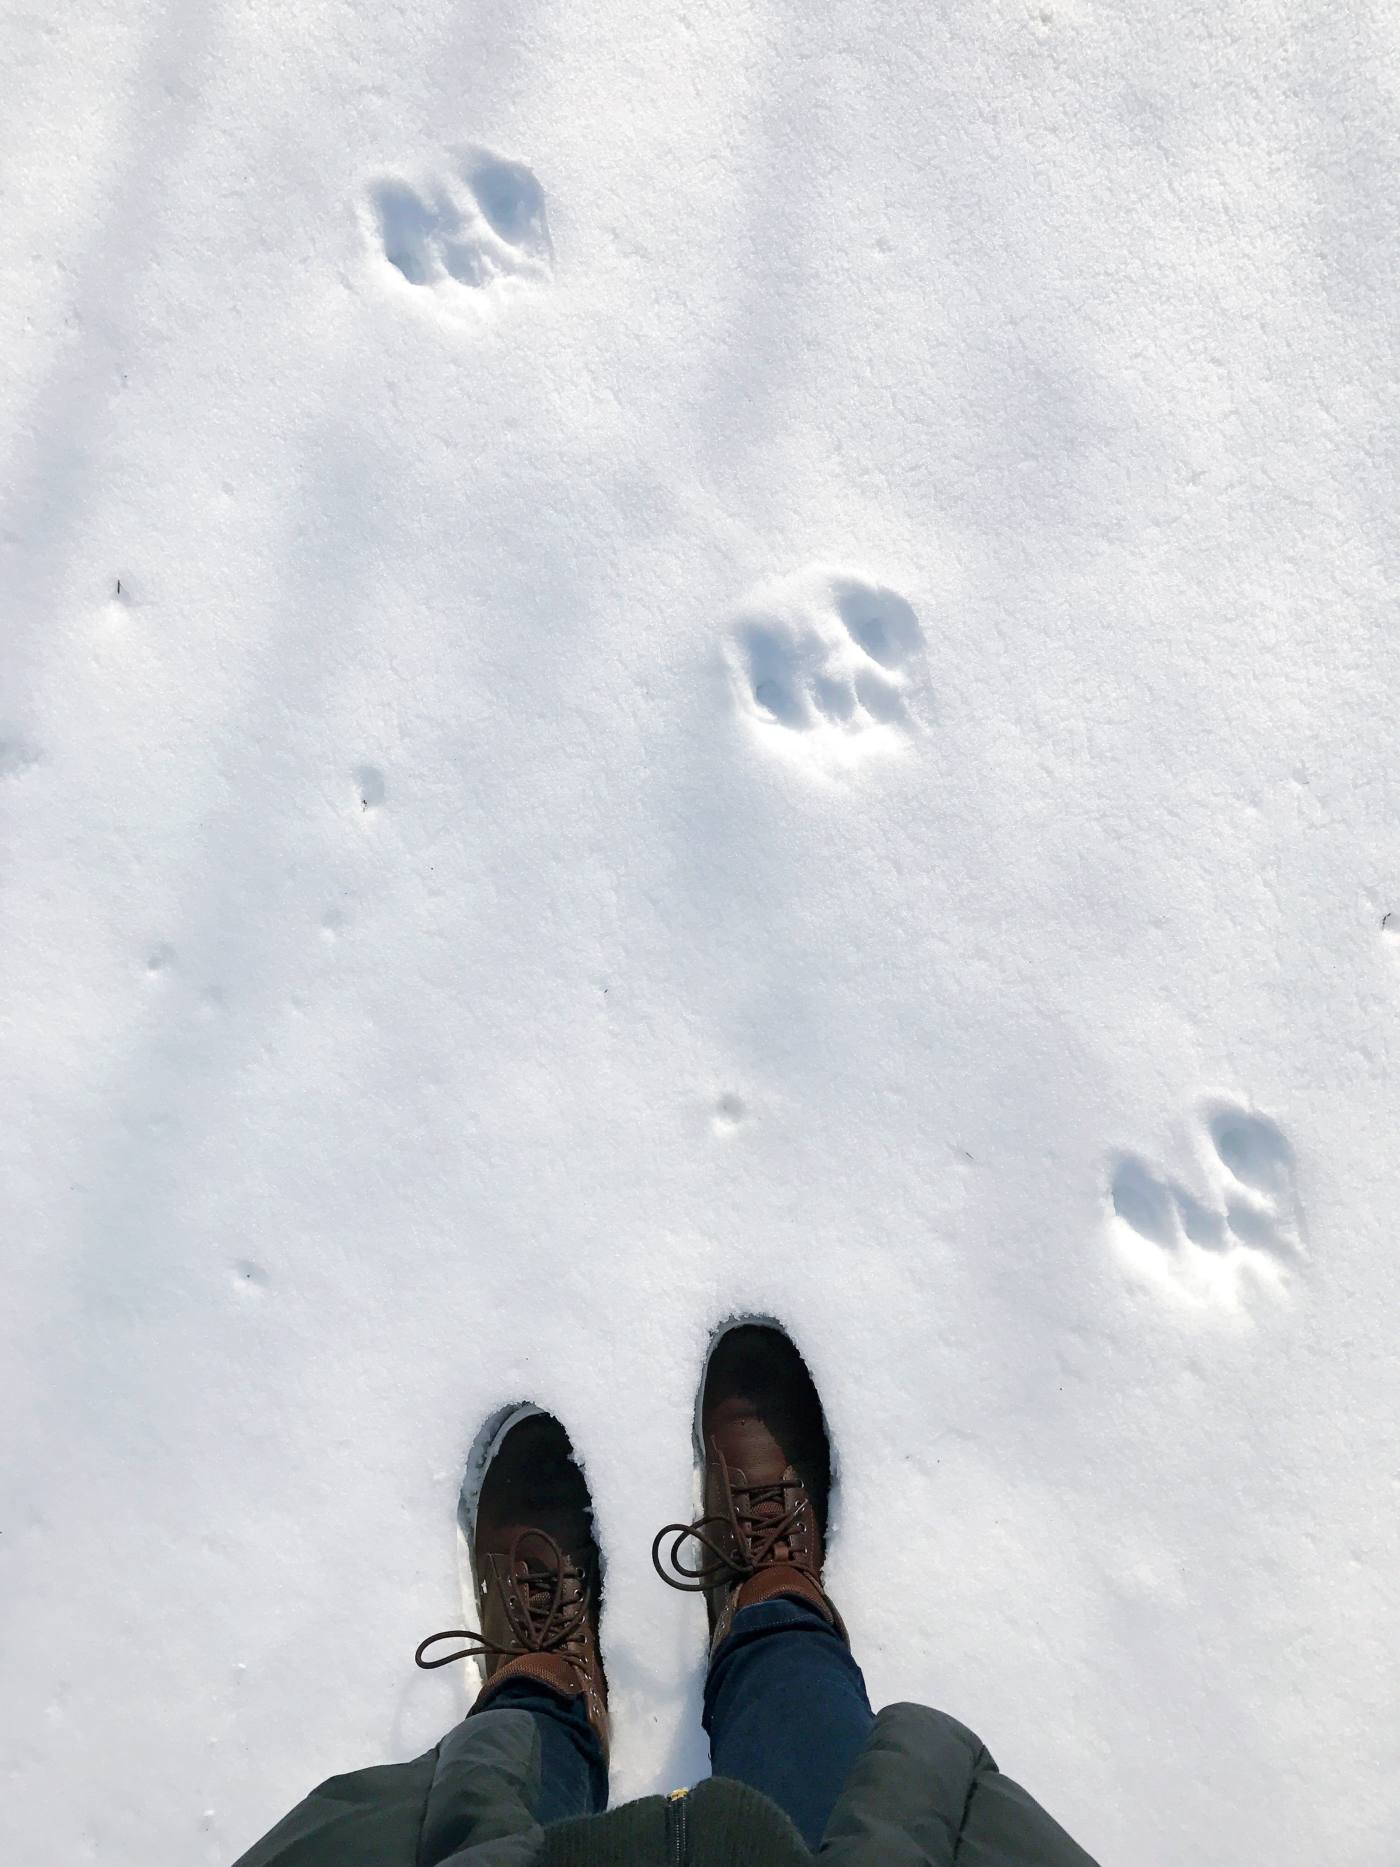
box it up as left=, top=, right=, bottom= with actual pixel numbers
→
left=467, top=1597, right=875, bottom=1848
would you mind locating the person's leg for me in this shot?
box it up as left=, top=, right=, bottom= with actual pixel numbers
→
left=469, top=1677, right=608, bottom=1823
left=415, top=1683, right=606, bottom=1863
left=703, top=1595, right=875, bottom=1849
left=414, top=1408, right=610, bottom=1839
left=652, top=1322, right=870, bottom=1848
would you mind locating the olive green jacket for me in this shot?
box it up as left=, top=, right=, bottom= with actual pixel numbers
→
left=233, top=1702, right=1098, bottom=1866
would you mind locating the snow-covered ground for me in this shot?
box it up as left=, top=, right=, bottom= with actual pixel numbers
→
left=3, top=3, right=1397, bottom=1862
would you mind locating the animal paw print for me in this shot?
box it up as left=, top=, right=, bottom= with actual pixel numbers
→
left=725, top=568, right=925, bottom=762
left=367, top=146, right=552, bottom=309
left=1107, top=1098, right=1304, bottom=1311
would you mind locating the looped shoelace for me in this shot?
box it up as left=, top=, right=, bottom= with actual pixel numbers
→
left=650, top=1451, right=814, bottom=1595
left=415, top=1528, right=592, bottom=1674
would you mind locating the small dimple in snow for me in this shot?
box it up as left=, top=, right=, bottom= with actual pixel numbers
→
left=0, top=737, right=41, bottom=780
left=355, top=765, right=386, bottom=811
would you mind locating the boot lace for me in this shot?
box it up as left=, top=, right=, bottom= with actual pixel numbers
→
left=415, top=1529, right=593, bottom=1680
left=650, top=1451, right=815, bottom=1594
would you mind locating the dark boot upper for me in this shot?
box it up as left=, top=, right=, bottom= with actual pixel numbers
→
left=418, top=1410, right=609, bottom=1752
left=654, top=1322, right=845, bottom=1644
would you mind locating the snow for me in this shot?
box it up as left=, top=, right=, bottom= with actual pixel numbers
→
left=2, top=2, right=1397, bottom=1862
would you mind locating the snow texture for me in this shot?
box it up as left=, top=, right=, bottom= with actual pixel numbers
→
left=2, top=2, right=1397, bottom=1863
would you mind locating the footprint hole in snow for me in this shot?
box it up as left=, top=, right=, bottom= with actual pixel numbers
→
left=1110, top=1157, right=1177, bottom=1247
left=374, top=180, right=435, bottom=285
left=464, top=155, right=548, bottom=253
left=441, top=240, right=493, bottom=287
left=809, top=674, right=855, bottom=723
left=739, top=621, right=809, bottom=727
left=832, top=580, right=923, bottom=671
left=1224, top=1199, right=1280, bottom=1251
left=1207, top=1109, right=1291, bottom=1198
left=853, top=667, right=908, bottom=726
left=1171, top=1183, right=1228, bottom=1252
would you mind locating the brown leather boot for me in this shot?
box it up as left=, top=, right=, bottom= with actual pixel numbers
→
left=652, top=1322, right=846, bottom=1647
left=415, top=1409, right=609, bottom=1752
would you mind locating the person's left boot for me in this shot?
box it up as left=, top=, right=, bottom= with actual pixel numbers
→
left=416, top=1409, right=609, bottom=1754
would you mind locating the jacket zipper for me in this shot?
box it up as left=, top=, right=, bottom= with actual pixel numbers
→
left=665, top=1787, right=689, bottom=1867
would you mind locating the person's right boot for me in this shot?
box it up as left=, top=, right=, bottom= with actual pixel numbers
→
left=653, top=1321, right=846, bottom=1647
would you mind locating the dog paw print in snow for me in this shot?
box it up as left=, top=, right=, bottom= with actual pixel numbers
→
left=1106, top=1098, right=1304, bottom=1312
left=725, top=568, right=925, bottom=765
left=367, top=146, right=552, bottom=311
